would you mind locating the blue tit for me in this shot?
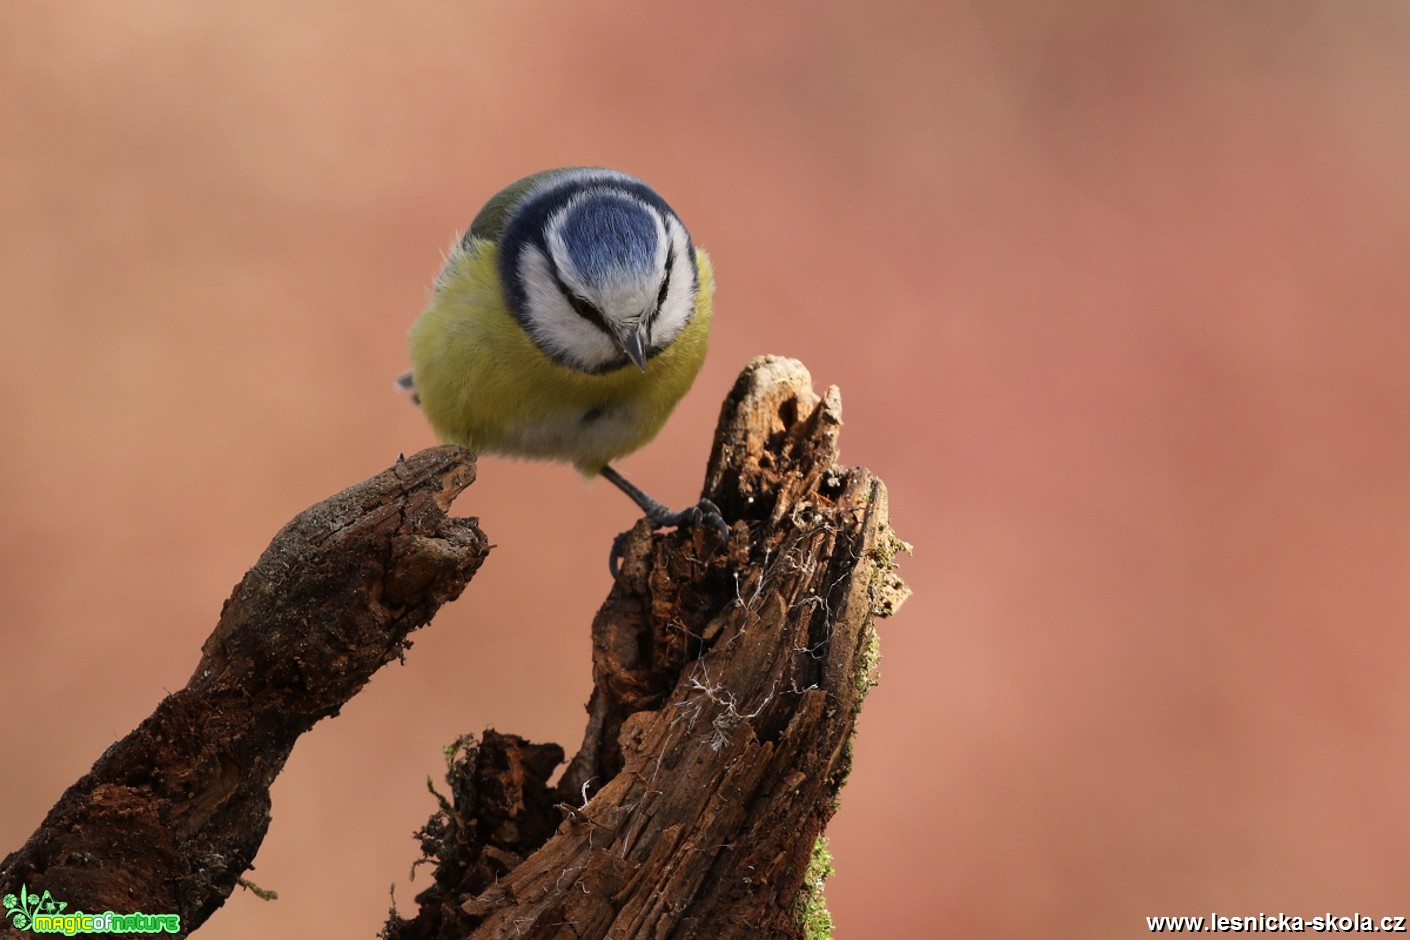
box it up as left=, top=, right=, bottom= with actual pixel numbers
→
left=399, top=167, right=727, bottom=572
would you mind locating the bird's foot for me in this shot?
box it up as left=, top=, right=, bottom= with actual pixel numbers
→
left=609, top=498, right=730, bottom=577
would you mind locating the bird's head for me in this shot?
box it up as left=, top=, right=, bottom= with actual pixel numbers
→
left=494, top=168, right=699, bottom=374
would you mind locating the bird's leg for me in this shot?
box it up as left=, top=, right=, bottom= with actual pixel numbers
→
left=599, top=464, right=729, bottom=576
left=599, top=464, right=730, bottom=535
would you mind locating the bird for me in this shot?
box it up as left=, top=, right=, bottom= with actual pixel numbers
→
left=399, top=167, right=727, bottom=573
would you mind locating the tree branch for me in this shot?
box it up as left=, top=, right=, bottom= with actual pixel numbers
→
left=1, top=447, right=488, bottom=933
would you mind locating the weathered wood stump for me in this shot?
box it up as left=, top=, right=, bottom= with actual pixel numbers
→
left=388, top=356, right=909, bottom=939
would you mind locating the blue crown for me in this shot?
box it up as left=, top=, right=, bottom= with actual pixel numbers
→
left=558, top=194, right=660, bottom=286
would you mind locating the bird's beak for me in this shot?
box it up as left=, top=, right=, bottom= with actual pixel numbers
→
left=617, top=322, right=649, bottom=372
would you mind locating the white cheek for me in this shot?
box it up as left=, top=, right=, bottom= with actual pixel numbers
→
left=518, top=246, right=621, bottom=370
left=651, top=218, right=697, bottom=347
left=544, top=216, right=589, bottom=298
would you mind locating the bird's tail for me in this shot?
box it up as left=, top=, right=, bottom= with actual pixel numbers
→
left=394, top=370, right=420, bottom=406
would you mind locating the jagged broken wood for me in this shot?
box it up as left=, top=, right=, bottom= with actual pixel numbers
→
left=0, top=355, right=908, bottom=940
left=0, top=447, right=488, bottom=933
left=387, top=356, right=910, bottom=940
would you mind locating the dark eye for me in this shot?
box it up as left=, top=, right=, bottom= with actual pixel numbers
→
left=567, top=291, right=605, bottom=325
left=549, top=263, right=612, bottom=334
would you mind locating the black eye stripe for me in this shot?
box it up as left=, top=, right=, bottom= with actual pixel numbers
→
left=655, top=245, right=673, bottom=314
left=548, top=261, right=613, bottom=337
left=568, top=291, right=603, bottom=324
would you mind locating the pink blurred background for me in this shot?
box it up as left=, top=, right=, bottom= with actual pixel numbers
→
left=4, top=3, right=1409, bottom=937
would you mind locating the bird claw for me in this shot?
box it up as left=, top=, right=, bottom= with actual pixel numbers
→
left=609, top=531, right=632, bottom=578
left=695, top=499, right=732, bottom=543
left=608, top=498, right=730, bottom=577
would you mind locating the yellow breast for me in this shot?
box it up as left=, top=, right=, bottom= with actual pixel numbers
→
left=408, top=240, right=713, bottom=474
